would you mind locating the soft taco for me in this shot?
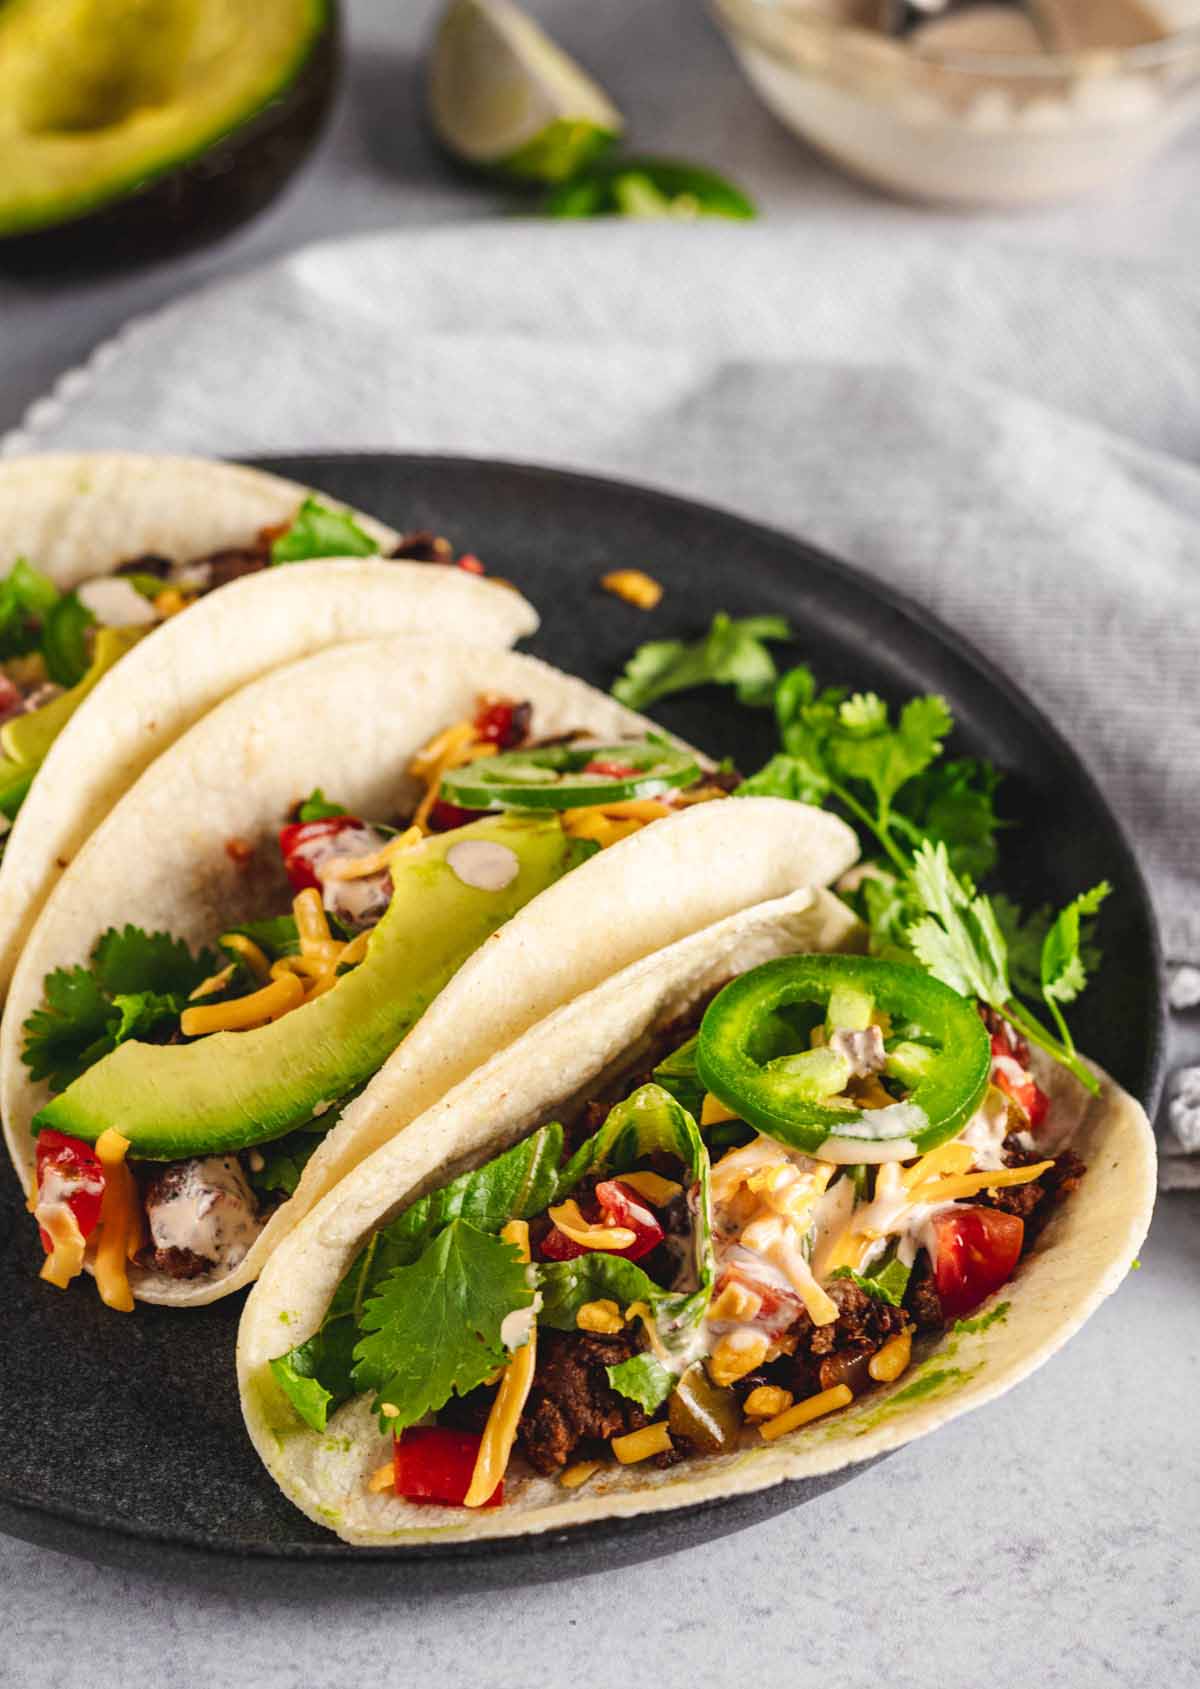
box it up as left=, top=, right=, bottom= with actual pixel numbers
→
left=2, top=633, right=857, bottom=1310
left=237, top=888, right=1155, bottom=1546
left=0, top=450, right=536, bottom=998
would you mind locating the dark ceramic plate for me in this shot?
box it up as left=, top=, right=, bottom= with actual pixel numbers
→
left=0, top=454, right=1164, bottom=1593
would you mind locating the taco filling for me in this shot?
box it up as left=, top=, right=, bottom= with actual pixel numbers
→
left=267, top=952, right=1085, bottom=1511
left=21, top=693, right=731, bottom=1308
left=0, top=497, right=474, bottom=840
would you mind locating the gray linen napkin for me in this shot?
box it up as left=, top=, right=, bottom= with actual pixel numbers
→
left=5, top=219, right=1198, bottom=1150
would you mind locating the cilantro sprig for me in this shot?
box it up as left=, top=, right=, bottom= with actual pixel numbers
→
left=270, top=498, right=378, bottom=565
left=22, top=926, right=217, bottom=1094
left=613, top=617, right=1112, bottom=1094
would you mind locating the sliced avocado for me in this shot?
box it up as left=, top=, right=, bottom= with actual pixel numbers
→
left=1, top=626, right=145, bottom=770
left=36, top=814, right=584, bottom=1160
left=0, top=760, right=35, bottom=821
left=0, top=0, right=336, bottom=266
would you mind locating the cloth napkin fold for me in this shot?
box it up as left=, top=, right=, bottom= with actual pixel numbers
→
left=5, top=219, right=1198, bottom=980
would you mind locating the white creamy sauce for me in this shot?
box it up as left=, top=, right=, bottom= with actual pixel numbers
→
left=76, top=576, right=159, bottom=628
left=829, top=1024, right=886, bottom=1077
left=816, top=1099, right=927, bottom=1161
left=816, top=1135, right=920, bottom=1163
left=959, top=1086, right=1011, bottom=1172
left=305, top=823, right=391, bottom=929
left=147, top=1156, right=261, bottom=1270
left=446, top=839, right=520, bottom=892
left=500, top=1289, right=542, bottom=1353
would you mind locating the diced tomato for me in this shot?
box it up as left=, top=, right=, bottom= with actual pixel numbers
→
left=0, top=673, right=25, bottom=722
left=583, top=760, right=639, bottom=779
left=456, top=553, right=485, bottom=575
left=278, top=817, right=372, bottom=892
left=537, top=1179, right=666, bottom=1264
left=426, top=798, right=488, bottom=833
left=34, top=1131, right=105, bottom=1253
left=594, top=1179, right=665, bottom=1261
left=538, top=1224, right=587, bottom=1262
left=472, top=696, right=530, bottom=750
left=393, top=1426, right=502, bottom=1508
left=988, top=1021, right=1031, bottom=1067
left=930, top=1206, right=1024, bottom=1320
left=992, top=1059, right=1049, bottom=1131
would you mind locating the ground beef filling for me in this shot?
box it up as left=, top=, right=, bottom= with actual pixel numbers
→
left=519, top=1330, right=648, bottom=1475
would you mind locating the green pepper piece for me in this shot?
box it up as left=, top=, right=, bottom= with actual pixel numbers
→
left=827, top=983, right=873, bottom=1032
left=697, top=955, right=990, bottom=1157
left=41, top=591, right=96, bottom=687
left=667, top=1361, right=741, bottom=1454
left=765, top=1046, right=851, bottom=1101
left=439, top=738, right=700, bottom=812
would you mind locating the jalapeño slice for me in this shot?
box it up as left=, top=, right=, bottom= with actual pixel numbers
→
left=439, top=738, right=700, bottom=811
left=696, top=955, right=990, bottom=1160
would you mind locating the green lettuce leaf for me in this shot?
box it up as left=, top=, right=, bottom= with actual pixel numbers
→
left=0, top=558, right=60, bottom=661
left=297, top=788, right=347, bottom=821
left=606, top=1353, right=674, bottom=1413
left=829, top=1252, right=911, bottom=1307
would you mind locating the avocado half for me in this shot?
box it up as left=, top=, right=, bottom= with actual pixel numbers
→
left=0, top=0, right=338, bottom=271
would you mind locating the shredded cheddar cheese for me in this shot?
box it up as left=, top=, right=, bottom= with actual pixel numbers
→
left=320, top=826, right=423, bottom=883
left=464, top=1221, right=537, bottom=1508
left=409, top=720, right=499, bottom=832
left=611, top=1422, right=672, bottom=1464
left=743, top=1385, right=794, bottom=1421
left=709, top=1332, right=769, bottom=1387
left=560, top=1460, right=603, bottom=1490
left=618, top=1170, right=682, bottom=1206
left=906, top=1162, right=1054, bottom=1206
left=868, top=1328, right=913, bottom=1383
left=218, top=932, right=271, bottom=980
left=180, top=971, right=304, bottom=1036
left=758, top=1383, right=853, bottom=1442
left=546, top=1199, right=636, bottom=1252
left=37, top=1203, right=86, bottom=1291
left=93, top=1129, right=136, bottom=1313
left=368, top=1461, right=395, bottom=1493
left=600, top=569, right=663, bottom=610
left=576, top=1299, right=625, bottom=1334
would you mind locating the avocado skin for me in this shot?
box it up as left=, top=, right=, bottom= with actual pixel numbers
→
left=34, top=813, right=582, bottom=1160
left=0, top=5, right=339, bottom=275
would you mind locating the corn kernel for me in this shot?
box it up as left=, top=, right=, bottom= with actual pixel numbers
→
left=153, top=588, right=191, bottom=619
left=577, top=1299, right=625, bottom=1335
left=708, top=1332, right=769, bottom=1387
left=611, top=1422, right=673, bottom=1464
left=560, top=1460, right=604, bottom=1489
left=600, top=569, right=663, bottom=610
left=868, top=1328, right=913, bottom=1384
left=743, top=1385, right=794, bottom=1421
left=708, top=1282, right=764, bottom=1323
left=758, top=1384, right=853, bottom=1442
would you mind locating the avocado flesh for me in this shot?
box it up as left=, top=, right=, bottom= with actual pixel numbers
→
left=1, top=626, right=146, bottom=770
left=0, top=0, right=329, bottom=237
left=35, top=813, right=581, bottom=1160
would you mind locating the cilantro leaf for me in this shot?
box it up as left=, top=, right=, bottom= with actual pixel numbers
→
left=352, top=1220, right=533, bottom=1432
left=220, top=916, right=303, bottom=963
left=297, top=788, right=346, bottom=821
left=21, top=967, right=114, bottom=1092
left=0, top=558, right=59, bottom=661
left=247, top=1122, right=327, bottom=1199
left=735, top=752, right=830, bottom=807
left=42, top=592, right=95, bottom=687
left=607, top=1353, right=674, bottom=1413
left=829, top=693, right=953, bottom=826
left=991, top=896, right=1053, bottom=999
left=22, top=925, right=215, bottom=1094
left=1040, top=882, right=1111, bottom=1049
left=270, top=497, right=377, bottom=565
left=92, top=925, right=215, bottom=997
left=270, top=1126, right=563, bottom=1424
left=908, top=842, right=1010, bottom=1006
left=891, top=757, right=1002, bottom=881
left=612, top=612, right=791, bottom=710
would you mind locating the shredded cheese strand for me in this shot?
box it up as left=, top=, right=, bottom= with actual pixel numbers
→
left=320, top=826, right=423, bottom=883
left=180, top=971, right=304, bottom=1036
left=546, top=1198, right=637, bottom=1251
left=464, top=1221, right=536, bottom=1508
left=93, top=1129, right=135, bottom=1313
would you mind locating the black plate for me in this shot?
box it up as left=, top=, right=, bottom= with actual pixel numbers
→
left=0, top=453, right=1164, bottom=1593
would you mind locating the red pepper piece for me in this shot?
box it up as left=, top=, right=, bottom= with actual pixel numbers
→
left=426, top=798, right=488, bottom=833
left=993, top=1065, right=1049, bottom=1130
left=456, top=553, right=485, bottom=575
left=930, top=1206, right=1024, bottom=1320
left=583, top=760, right=639, bottom=778
left=393, top=1426, right=502, bottom=1507
left=278, top=817, right=372, bottom=893
left=472, top=697, right=531, bottom=750
left=34, top=1130, right=105, bottom=1253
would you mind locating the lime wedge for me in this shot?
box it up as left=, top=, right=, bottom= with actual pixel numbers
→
left=428, top=0, right=623, bottom=183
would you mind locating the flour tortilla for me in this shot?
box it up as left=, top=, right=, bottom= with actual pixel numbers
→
left=238, top=895, right=1156, bottom=1546
left=0, top=451, right=538, bottom=998
left=1, top=633, right=858, bottom=1304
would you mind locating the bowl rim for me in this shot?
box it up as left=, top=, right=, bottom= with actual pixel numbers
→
left=712, top=0, right=1200, bottom=81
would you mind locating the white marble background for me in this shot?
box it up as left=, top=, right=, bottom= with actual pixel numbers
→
left=1, top=2, right=1198, bottom=1683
